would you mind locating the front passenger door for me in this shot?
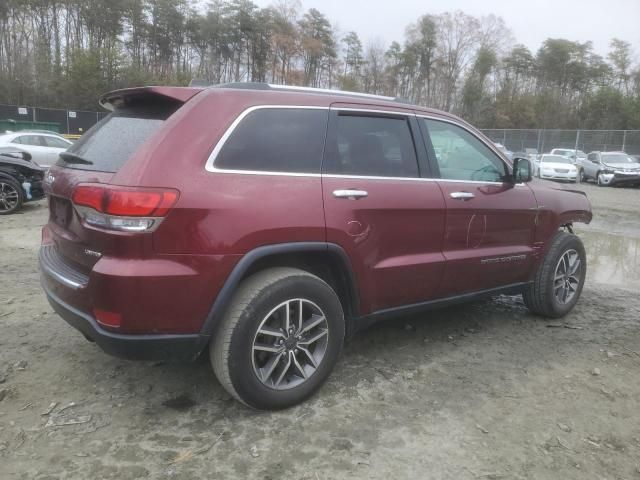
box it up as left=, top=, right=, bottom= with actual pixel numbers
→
left=419, top=118, right=538, bottom=297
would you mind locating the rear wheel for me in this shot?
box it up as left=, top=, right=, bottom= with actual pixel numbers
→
left=211, top=267, right=345, bottom=409
left=523, top=232, right=586, bottom=318
left=0, top=178, right=23, bottom=215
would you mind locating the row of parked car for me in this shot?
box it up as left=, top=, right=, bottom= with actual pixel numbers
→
left=496, top=144, right=640, bottom=187
left=0, top=130, right=72, bottom=214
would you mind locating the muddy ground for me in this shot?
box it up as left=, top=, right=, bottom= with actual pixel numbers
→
left=1, top=181, right=639, bottom=480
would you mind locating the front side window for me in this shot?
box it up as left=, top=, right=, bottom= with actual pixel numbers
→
left=44, top=136, right=71, bottom=148
left=324, top=114, right=419, bottom=178
left=422, top=119, right=507, bottom=182
left=215, top=108, right=328, bottom=174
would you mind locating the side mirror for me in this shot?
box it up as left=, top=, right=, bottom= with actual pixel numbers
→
left=512, top=157, right=532, bottom=183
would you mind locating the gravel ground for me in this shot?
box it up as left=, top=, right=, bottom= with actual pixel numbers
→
left=1, top=181, right=639, bottom=480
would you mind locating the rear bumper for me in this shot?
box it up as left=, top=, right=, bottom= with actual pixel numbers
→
left=42, top=279, right=210, bottom=361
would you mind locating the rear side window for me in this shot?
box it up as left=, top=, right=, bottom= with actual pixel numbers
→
left=16, top=135, right=46, bottom=147
left=324, top=114, right=419, bottom=178
left=215, top=108, right=328, bottom=174
left=59, top=102, right=178, bottom=172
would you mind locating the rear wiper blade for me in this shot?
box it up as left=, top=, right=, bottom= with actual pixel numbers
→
left=59, top=152, right=93, bottom=165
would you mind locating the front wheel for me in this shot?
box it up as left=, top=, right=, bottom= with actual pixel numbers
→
left=579, top=170, right=587, bottom=183
left=211, top=267, right=345, bottom=409
left=523, top=232, right=586, bottom=318
left=597, top=172, right=606, bottom=186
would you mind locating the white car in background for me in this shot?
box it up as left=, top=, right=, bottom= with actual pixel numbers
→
left=537, top=154, right=579, bottom=182
left=0, top=131, right=72, bottom=167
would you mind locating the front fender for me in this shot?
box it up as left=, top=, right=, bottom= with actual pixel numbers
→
left=528, top=182, right=592, bottom=252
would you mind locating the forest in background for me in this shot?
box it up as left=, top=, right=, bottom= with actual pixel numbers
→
left=1, top=0, right=639, bottom=129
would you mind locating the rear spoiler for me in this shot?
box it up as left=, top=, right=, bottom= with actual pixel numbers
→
left=99, top=86, right=204, bottom=111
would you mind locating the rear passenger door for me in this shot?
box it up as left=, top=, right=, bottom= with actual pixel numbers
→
left=419, top=117, right=538, bottom=296
left=322, top=105, right=446, bottom=315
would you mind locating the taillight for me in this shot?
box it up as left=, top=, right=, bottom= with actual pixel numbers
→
left=93, top=308, right=122, bottom=329
left=72, top=184, right=179, bottom=232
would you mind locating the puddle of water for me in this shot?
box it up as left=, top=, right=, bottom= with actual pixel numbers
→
left=577, top=229, right=640, bottom=288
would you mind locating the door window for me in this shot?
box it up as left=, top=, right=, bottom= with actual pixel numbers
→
left=324, top=113, right=419, bottom=178
left=14, top=135, right=46, bottom=147
left=44, top=136, right=71, bottom=148
left=422, top=119, right=507, bottom=182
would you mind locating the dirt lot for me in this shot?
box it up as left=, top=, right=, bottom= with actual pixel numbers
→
left=1, top=181, right=639, bottom=480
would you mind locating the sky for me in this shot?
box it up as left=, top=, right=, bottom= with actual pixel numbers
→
left=251, top=0, right=640, bottom=57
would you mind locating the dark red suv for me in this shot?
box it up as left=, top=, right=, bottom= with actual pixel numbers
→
left=40, top=83, right=592, bottom=409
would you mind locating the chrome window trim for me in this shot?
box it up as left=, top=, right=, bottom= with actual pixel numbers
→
left=204, top=104, right=523, bottom=187
left=204, top=105, right=330, bottom=173
left=332, top=107, right=414, bottom=116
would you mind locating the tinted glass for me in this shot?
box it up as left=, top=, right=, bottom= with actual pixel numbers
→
left=324, top=114, right=419, bottom=177
left=216, top=108, right=328, bottom=173
left=59, top=102, right=177, bottom=172
left=423, top=119, right=506, bottom=182
left=44, top=136, right=70, bottom=148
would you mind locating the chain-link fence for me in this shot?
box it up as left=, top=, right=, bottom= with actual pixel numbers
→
left=0, top=104, right=107, bottom=135
left=481, top=129, right=640, bottom=156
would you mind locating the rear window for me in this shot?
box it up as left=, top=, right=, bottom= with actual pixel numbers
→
left=58, top=102, right=177, bottom=172
left=215, top=108, right=328, bottom=174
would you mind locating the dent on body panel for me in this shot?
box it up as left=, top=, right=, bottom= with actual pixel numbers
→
left=530, top=185, right=592, bottom=244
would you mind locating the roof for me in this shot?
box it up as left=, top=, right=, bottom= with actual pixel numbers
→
left=99, top=82, right=459, bottom=122
left=211, top=82, right=408, bottom=104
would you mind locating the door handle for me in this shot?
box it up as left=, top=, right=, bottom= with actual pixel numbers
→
left=332, top=189, right=368, bottom=200
left=449, top=191, right=475, bottom=200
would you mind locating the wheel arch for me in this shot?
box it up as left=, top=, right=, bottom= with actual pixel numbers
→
left=200, top=242, right=360, bottom=336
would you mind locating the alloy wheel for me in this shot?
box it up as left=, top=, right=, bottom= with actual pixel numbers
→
left=0, top=182, right=20, bottom=213
left=251, top=298, right=329, bottom=390
left=553, top=249, right=582, bottom=305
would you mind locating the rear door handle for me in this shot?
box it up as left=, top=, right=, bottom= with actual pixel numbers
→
left=333, top=189, right=368, bottom=200
left=449, top=191, right=475, bottom=200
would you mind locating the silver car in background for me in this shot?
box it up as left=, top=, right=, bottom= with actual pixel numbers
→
left=0, top=131, right=72, bottom=168
left=579, top=151, right=640, bottom=186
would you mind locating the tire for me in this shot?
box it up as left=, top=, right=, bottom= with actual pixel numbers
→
left=579, top=170, right=586, bottom=183
left=597, top=172, right=606, bottom=187
left=575, top=170, right=581, bottom=183
left=211, top=267, right=345, bottom=410
left=0, top=177, right=24, bottom=215
left=523, top=231, right=587, bottom=318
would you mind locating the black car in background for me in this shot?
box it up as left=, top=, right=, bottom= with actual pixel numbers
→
left=0, top=147, right=46, bottom=214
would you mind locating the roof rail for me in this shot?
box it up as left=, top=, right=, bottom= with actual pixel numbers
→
left=210, top=82, right=408, bottom=104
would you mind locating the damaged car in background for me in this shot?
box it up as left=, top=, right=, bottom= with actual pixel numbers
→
left=0, top=147, right=46, bottom=214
